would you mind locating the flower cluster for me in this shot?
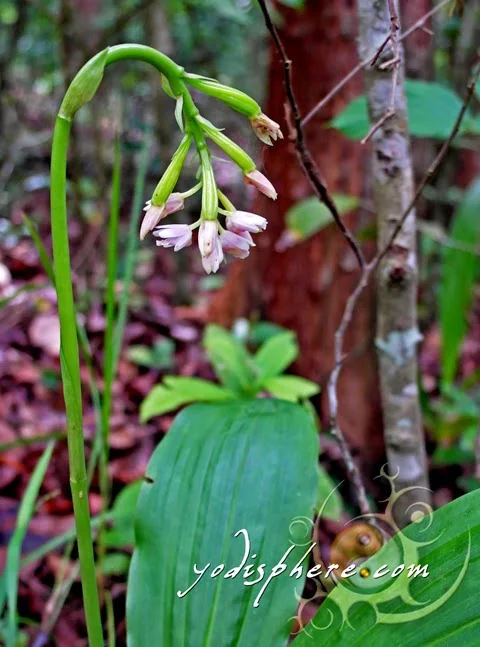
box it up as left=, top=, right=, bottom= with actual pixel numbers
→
left=139, top=75, right=283, bottom=274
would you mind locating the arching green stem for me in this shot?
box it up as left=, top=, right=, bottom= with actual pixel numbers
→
left=50, top=44, right=206, bottom=646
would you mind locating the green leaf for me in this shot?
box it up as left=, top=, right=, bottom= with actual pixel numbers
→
left=104, top=481, right=142, bottom=548
left=2, top=442, right=54, bottom=646
left=127, top=399, right=319, bottom=647
left=277, top=0, right=305, bottom=7
left=140, top=377, right=235, bottom=422
left=264, top=375, right=320, bottom=402
left=439, top=178, right=480, bottom=385
left=315, top=469, right=344, bottom=521
left=285, top=195, right=359, bottom=242
left=203, top=324, right=256, bottom=393
left=248, top=321, right=290, bottom=346
left=331, top=80, right=472, bottom=141
left=253, top=332, right=299, bottom=384
left=126, top=339, right=174, bottom=369
left=101, top=552, right=130, bottom=576
left=292, top=489, right=480, bottom=646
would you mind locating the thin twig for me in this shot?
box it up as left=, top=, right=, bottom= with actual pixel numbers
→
left=256, top=0, right=366, bottom=270
left=302, top=0, right=451, bottom=127
left=376, top=59, right=480, bottom=266
left=325, top=61, right=479, bottom=512
left=260, top=0, right=479, bottom=516
left=257, top=0, right=369, bottom=512
left=361, top=0, right=400, bottom=144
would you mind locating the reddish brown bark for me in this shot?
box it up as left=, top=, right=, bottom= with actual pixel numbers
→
left=209, top=1, right=383, bottom=463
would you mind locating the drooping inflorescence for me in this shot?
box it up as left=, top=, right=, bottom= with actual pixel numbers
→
left=139, top=74, right=283, bottom=274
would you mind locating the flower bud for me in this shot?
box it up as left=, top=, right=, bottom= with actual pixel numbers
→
left=200, top=151, right=218, bottom=222
left=244, top=170, right=277, bottom=200
left=59, top=48, right=109, bottom=121
left=184, top=74, right=261, bottom=117
left=250, top=113, right=284, bottom=146
left=198, top=220, right=223, bottom=274
left=154, top=224, right=192, bottom=251
left=227, top=211, right=267, bottom=233
left=226, top=219, right=254, bottom=245
left=151, top=134, right=192, bottom=206
left=140, top=204, right=166, bottom=241
left=220, top=230, right=253, bottom=259
left=196, top=116, right=255, bottom=173
left=139, top=193, right=184, bottom=240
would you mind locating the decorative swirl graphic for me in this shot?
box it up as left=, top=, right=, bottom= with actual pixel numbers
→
left=290, top=466, right=471, bottom=635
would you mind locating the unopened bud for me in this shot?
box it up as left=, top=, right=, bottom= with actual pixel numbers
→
left=197, top=116, right=255, bottom=173
left=151, top=134, right=192, bottom=206
left=200, top=150, right=218, bottom=222
left=184, top=74, right=261, bottom=117
left=59, top=48, right=109, bottom=121
left=244, top=170, right=277, bottom=200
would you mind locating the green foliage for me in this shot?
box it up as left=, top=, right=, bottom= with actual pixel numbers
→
left=0, top=443, right=55, bottom=647
left=439, top=178, right=480, bottom=386
left=293, top=489, right=480, bottom=646
left=253, top=331, right=299, bottom=384
left=104, top=481, right=143, bottom=549
left=127, top=399, right=319, bottom=646
left=127, top=338, right=175, bottom=369
left=285, top=195, right=360, bottom=243
left=203, top=324, right=256, bottom=392
left=141, top=377, right=236, bottom=422
left=141, top=324, right=320, bottom=421
left=315, top=471, right=344, bottom=521
left=330, top=80, right=477, bottom=141
left=277, top=0, right=305, bottom=8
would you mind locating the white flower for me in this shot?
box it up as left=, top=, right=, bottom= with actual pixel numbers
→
left=244, top=170, right=277, bottom=200
left=250, top=113, right=283, bottom=146
left=153, top=224, right=192, bottom=251
left=198, top=220, right=224, bottom=274
left=227, top=211, right=267, bottom=234
left=139, top=193, right=184, bottom=240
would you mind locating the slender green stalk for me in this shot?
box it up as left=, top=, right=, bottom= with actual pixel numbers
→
left=50, top=44, right=205, bottom=645
left=51, top=115, right=104, bottom=647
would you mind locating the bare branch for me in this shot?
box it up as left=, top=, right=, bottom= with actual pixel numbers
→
left=375, top=58, right=480, bottom=266
left=361, top=0, right=400, bottom=144
left=326, top=59, right=479, bottom=518
left=256, top=0, right=366, bottom=270
left=302, top=0, right=451, bottom=127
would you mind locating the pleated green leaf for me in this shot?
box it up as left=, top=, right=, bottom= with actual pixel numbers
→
left=292, top=489, right=480, bottom=647
left=127, top=399, right=319, bottom=647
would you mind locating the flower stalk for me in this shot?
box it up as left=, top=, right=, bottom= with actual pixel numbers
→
left=50, top=43, right=281, bottom=645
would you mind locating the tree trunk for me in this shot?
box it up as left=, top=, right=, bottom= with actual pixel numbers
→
left=209, top=0, right=384, bottom=468
left=357, top=0, right=430, bottom=527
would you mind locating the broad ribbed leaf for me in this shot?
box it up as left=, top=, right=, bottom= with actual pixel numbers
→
left=292, top=490, right=480, bottom=646
left=127, top=399, right=319, bottom=647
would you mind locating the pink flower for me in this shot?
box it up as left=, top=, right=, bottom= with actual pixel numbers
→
left=153, top=224, right=192, bottom=251
left=244, top=170, right=277, bottom=200
left=250, top=113, right=283, bottom=146
left=220, top=230, right=254, bottom=259
left=226, top=218, right=254, bottom=244
left=139, top=193, right=184, bottom=240
left=198, top=220, right=224, bottom=274
left=227, top=211, right=267, bottom=234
